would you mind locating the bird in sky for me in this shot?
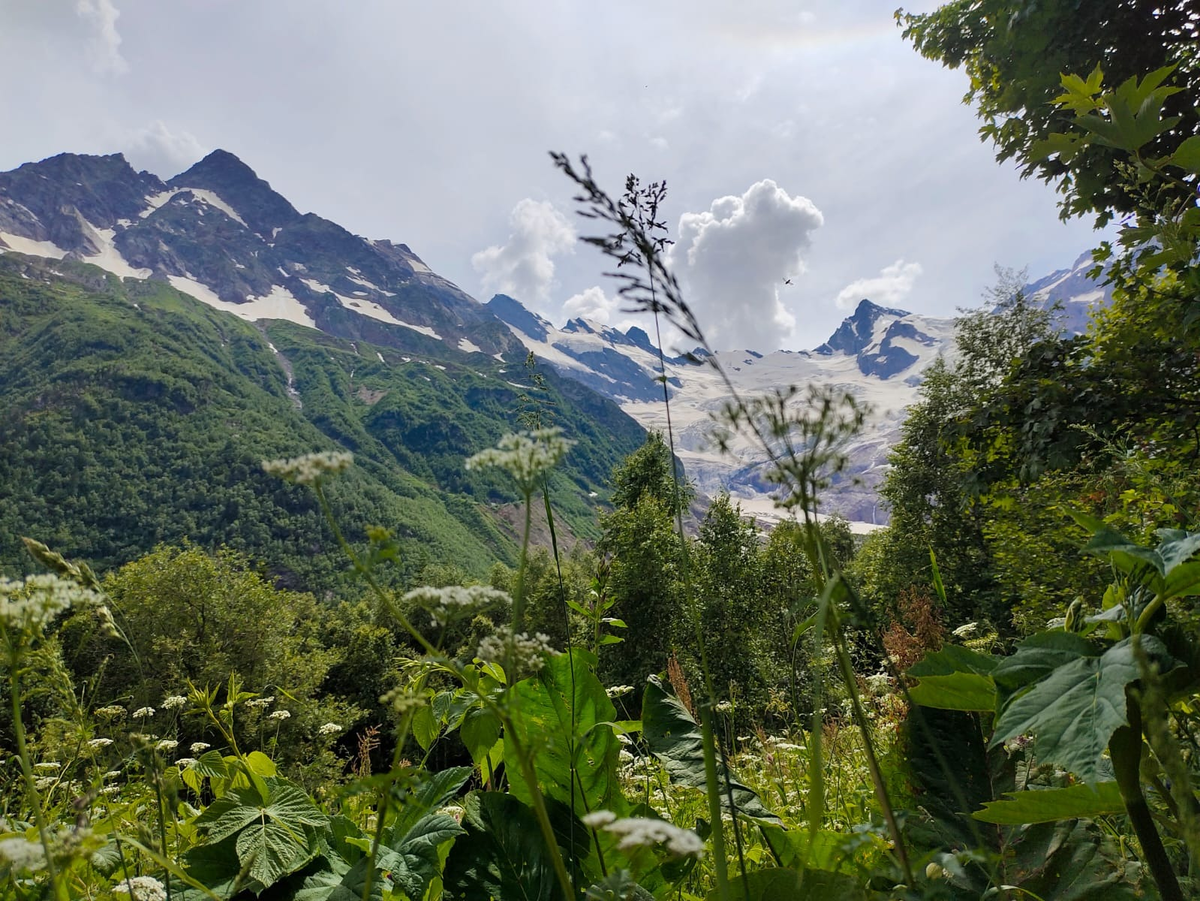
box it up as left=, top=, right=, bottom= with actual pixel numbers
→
left=783, top=278, right=793, bottom=285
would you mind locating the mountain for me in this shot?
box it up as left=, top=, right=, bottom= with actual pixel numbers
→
left=0, top=152, right=646, bottom=586
left=0, top=150, right=519, bottom=359
left=491, top=276, right=1111, bottom=528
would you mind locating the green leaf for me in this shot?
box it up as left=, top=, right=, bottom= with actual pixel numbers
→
left=973, top=782, right=1125, bottom=825
left=1169, top=134, right=1200, bottom=174
left=1154, top=528, right=1200, bottom=575
left=992, top=636, right=1175, bottom=783
left=506, top=649, right=627, bottom=814
left=585, top=870, right=655, bottom=901
left=908, top=673, right=996, bottom=711
left=705, top=867, right=864, bottom=901
left=193, top=750, right=229, bottom=779
left=1005, top=820, right=1145, bottom=900
left=386, top=813, right=464, bottom=899
left=992, top=632, right=1097, bottom=705
left=642, top=676, right=779, bottom=822
left=443, top=792, right=587, bottom=901
left=235, top=819, right=313, bottom=889
left=907, top=645, right=998, bottom=711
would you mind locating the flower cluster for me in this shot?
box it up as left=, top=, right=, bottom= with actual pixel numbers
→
left=465, top=428, right=575, bottom=495
left=581, top=811, right=705, bottom=857
left=476, top=627, right=557, bottom=673
left=403, top=585, right=511, bottom=627
left=112, top=875, right=168, bottom=901
left=132, top=707, right=155, bottom=719
left=0, top=574, right=100, bottom=633
left=161, top=695, right=188, bottom=711
left=0, top=836, right=47, bottom=872
left=318, top=722, right=341, bottom=736
left=268, top=710, right=291, bottom=722
left=245, top=696, right=275, bottom=710
left=261, top=451, right=353, bottom=485
left=190, top=742, right=211, bottom=755
left=95, top=705, right=126, bottom=719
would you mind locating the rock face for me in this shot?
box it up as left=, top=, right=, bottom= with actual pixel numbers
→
left=0, top=150, right=521, bottom=357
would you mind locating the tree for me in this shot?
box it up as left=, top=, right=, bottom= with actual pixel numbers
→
left=693, top=493, right=766, bottom=711
left=609, top=431, right=693, bottom=516
left=898, top=0, right=1200, bottom=227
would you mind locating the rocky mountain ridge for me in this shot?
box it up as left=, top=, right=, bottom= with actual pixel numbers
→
left=0, top=150, right=1112, bottom=528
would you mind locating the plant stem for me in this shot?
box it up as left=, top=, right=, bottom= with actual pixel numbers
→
left=8, top=655, right=67, bottom=901
left=513, top=490, right=533, bottom=634
left=507, top=727, right=577, bottom=900
left=829, top=609, right=913, bottom=887
left=1111, top=703, right=1182, bottom=901
left=700, top=704, right=732, bottom=901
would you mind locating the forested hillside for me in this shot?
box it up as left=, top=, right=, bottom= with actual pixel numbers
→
left=0, top=253, right=644, bottom=590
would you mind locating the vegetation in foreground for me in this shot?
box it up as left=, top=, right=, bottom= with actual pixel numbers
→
left=5, top=2, right=1200, bottom=898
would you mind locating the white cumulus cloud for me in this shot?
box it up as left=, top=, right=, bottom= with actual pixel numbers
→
left=563, top=286, right=620, bottom=324
left=670, top=179, right=823, bottom=351
left=472, top=199, right=575, bottom=311
left=124, top=121, right=207, bottom=177
left=75, top=0, right=128, bottom=74
left=834, top=260, right=923, bottom=310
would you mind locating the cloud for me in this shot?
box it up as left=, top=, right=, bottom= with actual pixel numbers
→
left=834, top=259, right=923, bottom=310
left=472, top=199, right=575, bottom=309
left=75, top=0, right=128, bottom=74
left=123, top=121, right=208, bottom=177
left=670, top=179, right=823, bottom=351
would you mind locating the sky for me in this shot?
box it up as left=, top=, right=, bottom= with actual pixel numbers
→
left=0, top=1, right=1104, bottom=352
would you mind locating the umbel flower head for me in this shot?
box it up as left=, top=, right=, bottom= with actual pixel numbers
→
left=403, top=585, right=511, bottom=627
left=0, top=574, right=100, bottom=635
left=262, top=451, right=353, bottom=485
left=465, top=428, right=575, bottom=495
left=581, top=811, right=705, bottom=858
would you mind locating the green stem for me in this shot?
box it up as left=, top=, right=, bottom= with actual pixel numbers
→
left=829, top=609, right=912, bottom=887
left=700, top=704, right=732, bottom=901
left=513, top=490, right=533, bottom=634
left=150, top=760, right=172, bottom=901
left=9, top=652, right=67, bottom=901
left=1110, top=703, right=1182, bottom=901
left=507, top=727, right=577, bottom=900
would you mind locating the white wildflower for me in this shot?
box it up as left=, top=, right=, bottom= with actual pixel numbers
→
left=103, top=770, right=122, bottom=779
left=437, top=805, right=465, bottom=824
left=715, top=700, right=733, bottom=713
left=0, top=836, right=47, bottom=872
left=132, top=707, right=155, bottom=719
left=87, top=738, right=114, bottom=750
left=268, top=710, right=291, bottom=722
left=619, top=749, right=635, bottom=763
left=112, top=874, right=168, bottom=901
left=865, top=671, right=892, bottom=695
left=404, top=585, right=511, bottom=627
left=245, top=696, right=274, bottom=710
left=174, top=758, right=198, bottom=769
left=606, top=685, right=634, bottom=699
left=95, top=705, right=126, bottom=719
left=318, top=723, right=341, bottom=736
left=155, top=739, right=178, bottom=752
left=584, top=812, right=705, bottom=857
left=262, top=451, right=353, bottom=485
left=35, top=776, right=56, bottom=790
left=465, top=428, right=575, bottom=494
left=100, top=784, right=121, bottom=795
left=190, top=742, right=211, bottom=755
left=0, top=574, right=100, bottom=633
left=161, top=695, right=187, bottom=711
left=34, top=761, right=60, bottom=770
left=952, top=622, right=979, bottom=639
left=476, top=627, right=558, bottom=673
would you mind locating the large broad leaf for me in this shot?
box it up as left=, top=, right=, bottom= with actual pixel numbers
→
left=992, top=636, right=1175, bottom=783
left=991, top=633, right=1098, bottom=707
left=385, top=813, right=464, bottom=900
left=973, top=783, right=1124, bottom=825
left=236, top=819, right=316, bottom=890
left=506, top=649, right=627, bottom=815
left=907, top=645, right=998, bottom=711
left=173, top=834, right=249, bottom=900
left=901, top=707, right=997, bottom=853
left=705, top=867, right=864, bottom=901
left=1004, top=819, right=1146, bottom=900
left=443, top=791, right=588, bottom=901
left=642, top=677, right=779, bottom=823
left=386, top=765, right=471, bottom=846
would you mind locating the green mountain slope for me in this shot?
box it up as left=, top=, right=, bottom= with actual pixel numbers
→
left=0, top=255, right=644, bottom=590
